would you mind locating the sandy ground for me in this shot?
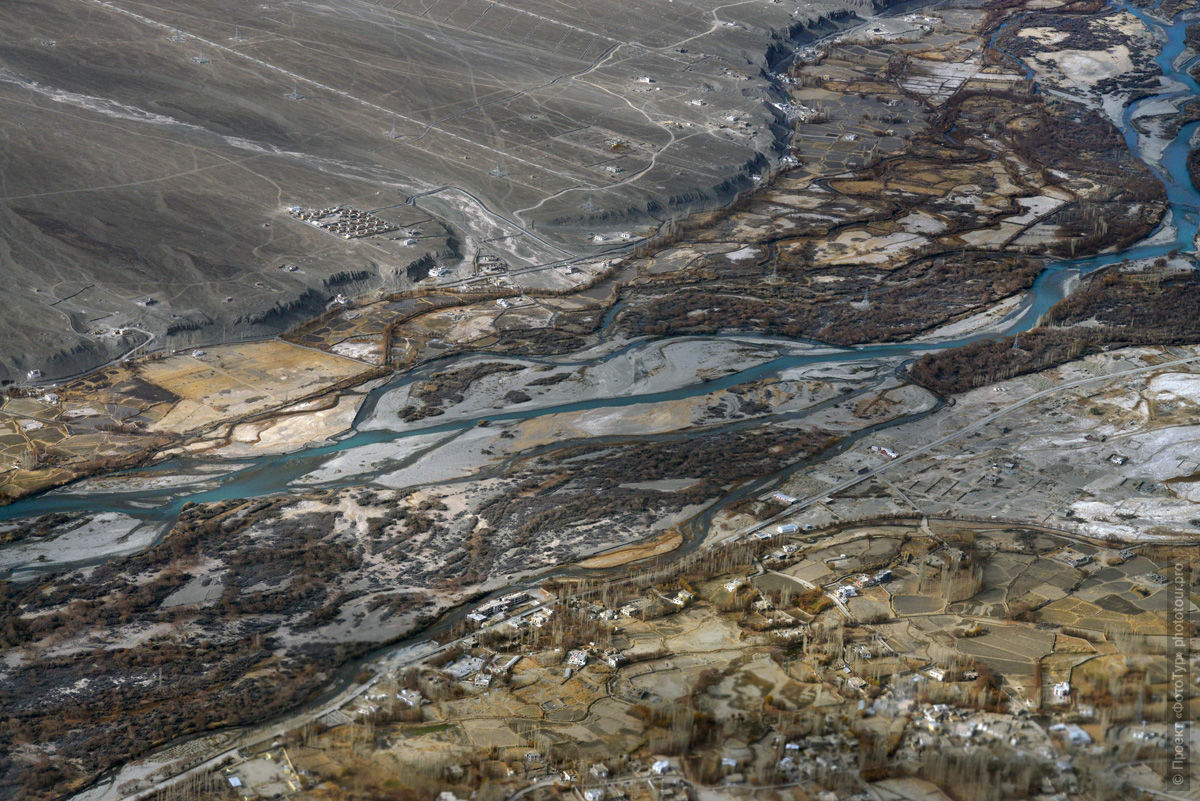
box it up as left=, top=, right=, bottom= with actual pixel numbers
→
left=198, top=393, right=365, bottom=458
left=293, top=430, right=461, bottom=486
left=919, top=294, right=1028, bottom=341
left=1033, top=46, right=1134, bottom=88
left=0, top=512, right=156, bottom=579
left=1017, top=27, right=1070, bottom=46
left=575, top=529, right=683, bottom=568
left=360, top=337, right=820, bottom=433
left=372, top=426, right=504, bottom=488
left=286, top=352, right=910, bottom=496
left=57, top=461, right=239, bottom=495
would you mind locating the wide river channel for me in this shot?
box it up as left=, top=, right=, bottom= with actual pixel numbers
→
left=2, top=1, right=1198, bottom=577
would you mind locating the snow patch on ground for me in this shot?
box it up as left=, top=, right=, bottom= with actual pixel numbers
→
left=726, top=246, right=761, bottom=261
left=1145, top=372, right=1200, bottom=404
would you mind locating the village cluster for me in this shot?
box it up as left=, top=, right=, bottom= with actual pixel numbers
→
left=287, top=205, right=400, bottom=239
left=209, top=517, right=1196, bottom=801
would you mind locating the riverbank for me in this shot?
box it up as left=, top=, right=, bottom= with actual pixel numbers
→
left=0, top=0, right=1169, bottom=513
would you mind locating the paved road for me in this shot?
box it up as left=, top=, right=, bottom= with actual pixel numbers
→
left=94, top=598, right=551, bottom=801
left=93, top=340, right=1200, bottom=796
left=116, top=351, right=1200, bottom=801
left=88, top=349, right=1200, bottom=801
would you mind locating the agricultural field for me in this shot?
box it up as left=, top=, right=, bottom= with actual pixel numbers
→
left=0, top=341, right=379, bottom=502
